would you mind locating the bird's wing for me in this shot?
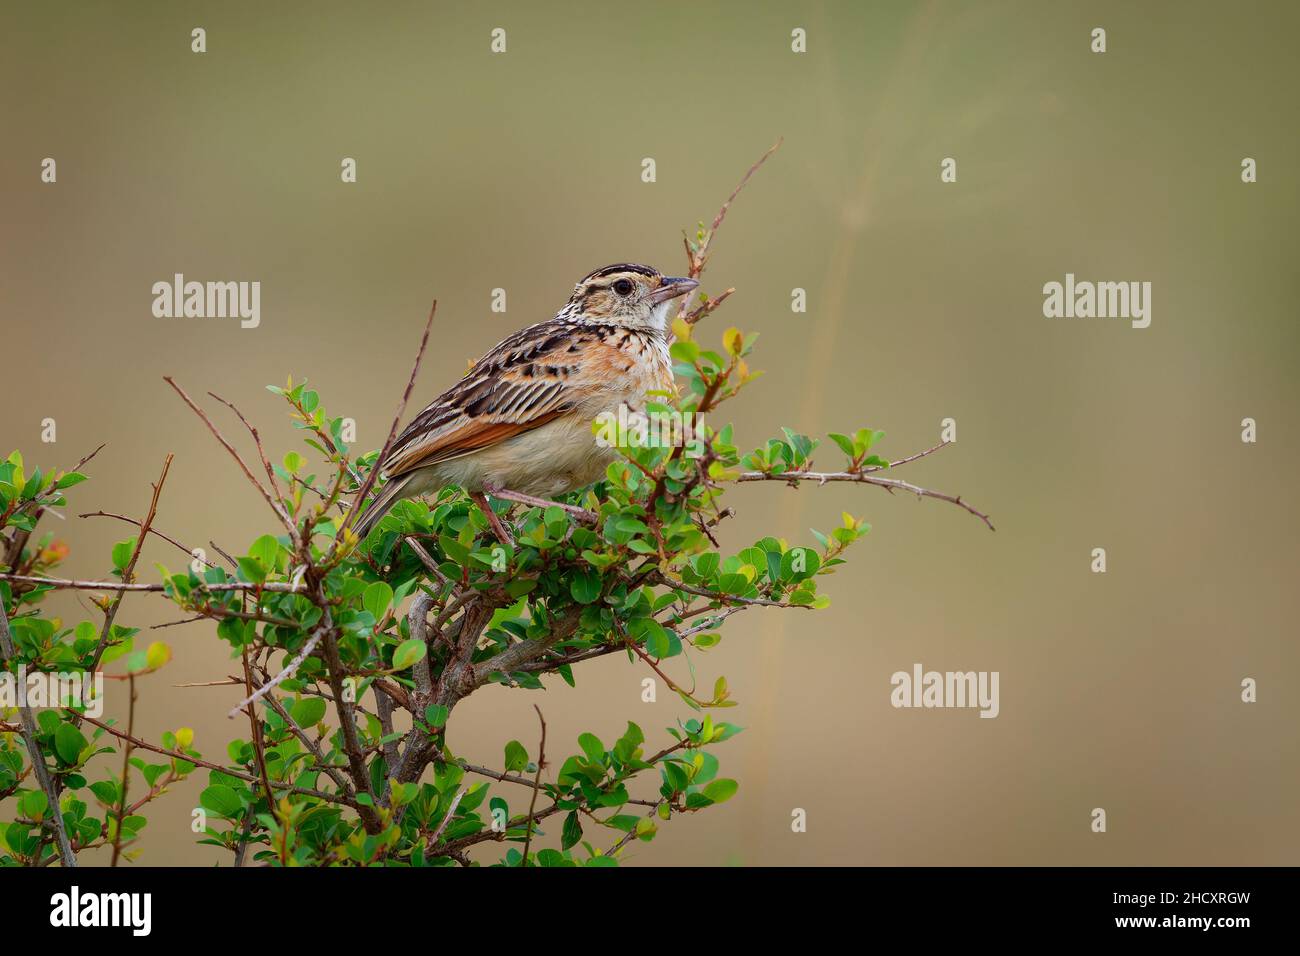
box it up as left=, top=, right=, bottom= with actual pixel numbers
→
left=381, top=320, right=612, bottom=479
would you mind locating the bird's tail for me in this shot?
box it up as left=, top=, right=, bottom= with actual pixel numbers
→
left=350, top=473, right=415, bottom=541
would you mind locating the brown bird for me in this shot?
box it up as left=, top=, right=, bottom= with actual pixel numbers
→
left=353, top=264, right=698, bottom=542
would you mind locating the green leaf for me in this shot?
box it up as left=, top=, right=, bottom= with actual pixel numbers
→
left=111, top=539, right=134, bottom=572
left=424, top=704, right=449, bottom=729
left=827, top=432, right=856, bottom=458
left=235, top=557, right=266, bottom=584
left=54, top=723, right=88, bottom=765
left=577, top=733, right=605, bottom=763
left=392, top=638, right=426, bottom=671
left=290, top=697, right=327, bottom=727
left=248, top=534, right=281, bottom=571
left=199, top=784, right=243, bottom=818
left=362, top=581, right=394, bottom=622
left=20, top=789, right=48, bottom=820
left=561, top=811, right=583, bottom=850
left=56, top=472, right=88, bottom=490
left=504, top=740, right=528, bottom=773
left=631, top=618, right=678, bottom=658
left=89, top=780, right=119, bottom=805
left=439, top=535, right=470, bottom=567
left=569, top=568, right=601, bottom=604
left=702, top=778, right=739, bottom=804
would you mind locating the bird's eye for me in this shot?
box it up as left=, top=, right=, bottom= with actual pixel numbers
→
left=612, top=279, right=634, bottom=296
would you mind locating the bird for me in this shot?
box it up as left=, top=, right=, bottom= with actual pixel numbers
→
left=352, top=263, right=699, bottom=543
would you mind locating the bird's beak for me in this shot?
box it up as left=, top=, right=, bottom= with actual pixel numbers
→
left=646, top=276, right=699, bottom=305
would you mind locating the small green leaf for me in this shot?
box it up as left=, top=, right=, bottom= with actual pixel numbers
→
left=569, top=569, right=601, bottom=604
left=248, top=535, right=280, bottom=571
left=111, top=539, right=134, bottom=572
left=235, top=557, right=266, bottom=584
left=392, top=638, right=426, bottom=671
left=702, top=778, right=739, bottom=804
left=199, top=784, right=242, bottom=818
left=54, top=723, right=88, bottom=765
left=290, top=697, right=327, bottom=727
left=504, top=740, right=528, bottom=773
left=363, top=581, right=394, bottom=622
left=20, top=789, right=48, bottom=820
left=577, top=733, right=605, bottom=763
left=561, top=810, right=583, bottom=850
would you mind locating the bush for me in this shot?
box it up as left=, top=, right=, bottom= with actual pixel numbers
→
left=0, top=146, right=988, bottom=867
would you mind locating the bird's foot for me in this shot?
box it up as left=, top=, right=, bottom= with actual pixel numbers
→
left=470, top=491, right=515, bottom=548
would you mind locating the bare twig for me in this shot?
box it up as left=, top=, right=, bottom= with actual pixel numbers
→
left=89, top=454, right=173, bottom=674
left=520, top=704, right=546, bottom=867
left=0, top=574, right=303, bottom=594
left=338, top=300, right=438, bottom=538
left=735, top=468, right=994, bottom=530
left=684, top=287, right=736, bottom=326
left=489, top=489, right=597, bottom=523
left=429, top=786, right=468, bottom=846
left=209, top=540, right=238, bottom=570
left=164, top=377, right=297, bottom=539
left=108, top=674, right=137, bottom=866
left=403, top=537, right=453, bottom=588
left=207, top=391, right=289, bottom=513
left=678, top=137, right=782, bottom=318
left=225, top=624, right=327, bottom=718
left=461, top=763, right=537, bottom=789
left=240, top=649, right=277, bottom=813
left=78, top=510, right=215, bottom=568
left=866, top=440, right=952, bottom=473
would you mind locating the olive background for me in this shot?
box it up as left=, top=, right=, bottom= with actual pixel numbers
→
left=2, top=0, right=1297, bottom=865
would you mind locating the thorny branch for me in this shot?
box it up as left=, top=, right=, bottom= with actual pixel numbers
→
left=520, top=704, right=546, bottom=866
left=89, top=453, right=173, bottom=674
left=736, top=440, right=995, bottom=531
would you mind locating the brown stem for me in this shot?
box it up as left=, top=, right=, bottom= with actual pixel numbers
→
left=89, top=454, right=173, bottom=674
left=520, top=704, right=546, bottom=867
left=109, top=673, right=137, bottom=866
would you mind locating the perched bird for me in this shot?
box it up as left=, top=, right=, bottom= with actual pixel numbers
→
left=353, top=264, right=698, bottom=541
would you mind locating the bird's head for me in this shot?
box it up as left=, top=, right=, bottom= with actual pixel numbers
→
left=560, top=263, right=698, bottom=331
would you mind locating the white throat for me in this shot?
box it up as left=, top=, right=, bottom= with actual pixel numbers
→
left=649, top=299, right=674, bottom=331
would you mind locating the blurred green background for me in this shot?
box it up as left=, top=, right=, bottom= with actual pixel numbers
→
left=2, top=0, right=1297, bottom=865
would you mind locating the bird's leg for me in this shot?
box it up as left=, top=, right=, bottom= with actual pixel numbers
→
left=485, top=486, right=596, bottom=521
left=470, top=491, right=515, bottom=548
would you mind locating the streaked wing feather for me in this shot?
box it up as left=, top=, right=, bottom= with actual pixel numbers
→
left=381, top=320, right=598, bottom=479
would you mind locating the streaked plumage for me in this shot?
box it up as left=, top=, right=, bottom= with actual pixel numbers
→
left=354, top=264, right=698, bottom=538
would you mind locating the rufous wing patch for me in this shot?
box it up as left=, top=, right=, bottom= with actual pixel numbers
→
left=383, top=410, right=568, bottom=478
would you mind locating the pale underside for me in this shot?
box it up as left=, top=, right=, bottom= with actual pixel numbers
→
left=402, top=410, right=621, bottom=498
